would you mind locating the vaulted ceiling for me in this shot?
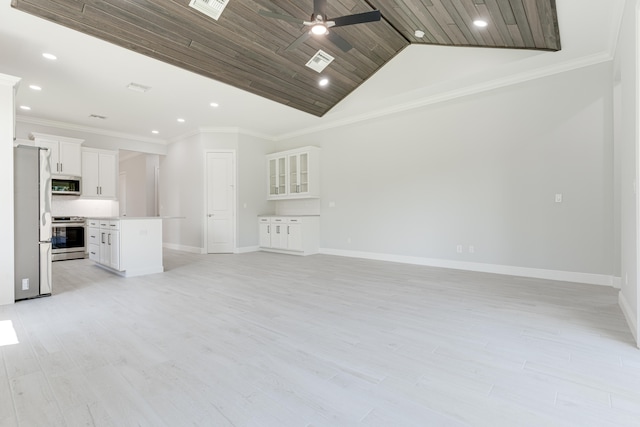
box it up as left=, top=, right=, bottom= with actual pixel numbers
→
left=11, top=0, right=560, bottom=118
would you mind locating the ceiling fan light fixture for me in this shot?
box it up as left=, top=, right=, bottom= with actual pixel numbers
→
left=311, top=24, right=327, bottom=35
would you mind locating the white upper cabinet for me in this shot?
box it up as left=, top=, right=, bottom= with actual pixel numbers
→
left=82, top=148, right=118, bottom=199
left=267, top=146, right=319, bottom=200
left=32, top=132, right=83, bottom=177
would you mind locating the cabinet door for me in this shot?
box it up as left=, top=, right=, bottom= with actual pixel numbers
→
left=36, top=139, right=60, bottom=174
left=259, top=221, right=271, bottom=247
left=108, top=231, right=120, bottom=270
left=59, top=141, right=82, bottom=176
left=99, top=229, right=110, bottom=265
left=98, top=153, right=117, bottom=198
left=287, top=222, right=303, bottom=251
left=288, top=154, right=299, bottom=194
left=271, top=223, right=287, bottom=249
left=82, top=151, right=100, bottom=197
left=268, top=156, right=288, bottom=199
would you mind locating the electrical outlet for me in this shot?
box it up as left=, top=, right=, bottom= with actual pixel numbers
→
left=555, top=193, right=563, bottom=203
left=456, top=245, right=463, bottom=253
left=469, top=245, right=475, bottom=254
left=21, top=278, right=29, bottom=290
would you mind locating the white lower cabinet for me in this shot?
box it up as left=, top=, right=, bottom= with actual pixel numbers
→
left=258, top=216, right=319, bottom=255
left=88, top=218, right=163, bottom=277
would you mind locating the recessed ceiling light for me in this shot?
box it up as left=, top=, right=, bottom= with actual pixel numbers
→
left=29, top=85, right=42, bottom=91
left=20, top=106, right=31, bottom=110
left=177, top=118, right=185, bottom=123
left=414, top=30, right=425, bottom=38
left=319, top=78, right=329, bottom=87
left=473, top=20, right=488, bottom=28
left=151, top=130, right=159, bottom=134
left=42, top=53, right=57, bottom=60
left=210, top=102, right=219, bottom=107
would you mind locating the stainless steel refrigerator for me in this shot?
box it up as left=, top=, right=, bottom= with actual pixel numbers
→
left=14, top=145, right=53, bottom=301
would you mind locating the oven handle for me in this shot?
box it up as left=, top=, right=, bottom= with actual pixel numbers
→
left=52, top=222, right=86, bottom=227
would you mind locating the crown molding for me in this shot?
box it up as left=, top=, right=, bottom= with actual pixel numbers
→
left=16, top=115, right=169, bottom=145
left=0, top=73, right=20, bottom=87
left=276, top=51, right=614, bottom=141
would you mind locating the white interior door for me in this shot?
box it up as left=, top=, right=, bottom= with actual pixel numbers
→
left=206, top=151, right=235, bottom=253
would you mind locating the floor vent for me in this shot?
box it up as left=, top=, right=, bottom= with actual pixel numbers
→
left=189, top=0, right=229, bottom=21
left=305, top=50, right=335, bottom=73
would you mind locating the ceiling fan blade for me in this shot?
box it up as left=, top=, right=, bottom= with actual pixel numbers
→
left=285, top=31, right=312, bottom=51
left=313, top=0, right=327, bottom=18
left=326, top=31, right=352, bottom=52
left=258, top=10, right=305, bottom=25
left=331, top=10, right=381, bottom=28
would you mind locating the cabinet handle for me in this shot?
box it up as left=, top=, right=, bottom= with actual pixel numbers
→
left=97, top=186, right=99, bottom=195
left=101, top=232, right=105, bottom=244
left=90, top=251, right=96, bottom=255
left=267, top=225, right=270, bottom=234
left=108, top=234, right=111, bottom=245
left=287, top=226, right=290, bottom=234
left=296, top=185, right=300, bottom=193
left=60, top=163, right=63, bottom=172
left=276, top=225, right=280, bottom=234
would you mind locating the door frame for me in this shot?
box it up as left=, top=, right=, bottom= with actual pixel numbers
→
left=203, top=149, right=237, bottom=254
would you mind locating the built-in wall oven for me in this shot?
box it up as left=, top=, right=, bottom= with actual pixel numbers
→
left=52, top=217, right=86, bottom=261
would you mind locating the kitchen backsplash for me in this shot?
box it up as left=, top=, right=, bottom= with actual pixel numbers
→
left=52, top=197, right=119, bottom=217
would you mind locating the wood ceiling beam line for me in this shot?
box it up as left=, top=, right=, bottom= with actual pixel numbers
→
left=363, top=0, right=411, bottom=44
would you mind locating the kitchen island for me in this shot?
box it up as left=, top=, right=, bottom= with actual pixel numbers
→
left=87, top=217, right=163, bottom=277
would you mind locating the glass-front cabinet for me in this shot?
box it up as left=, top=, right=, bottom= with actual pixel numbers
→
left=268, top=156, right=286, bottom=197
left=267, top=146, right=319, bottom=200
left=288, top=152, right=309, bottom=195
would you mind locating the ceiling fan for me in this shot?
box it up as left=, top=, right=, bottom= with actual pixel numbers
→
left=259, top=0, right=381, bottom=52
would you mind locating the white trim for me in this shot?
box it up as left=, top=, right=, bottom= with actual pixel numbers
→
left=612, top=276, right=623, bottom=289
left=163, top=242, right=204, bottom=254
left=0, top=73, right=20, bottom=86
left=237, top=245, right=260, bottom=254
left=17, top=116, right=168, bottom=145
left=619, top=291, right=638, bottom=346
left=319, top=248, right=616, bottom=287
left=277, top=52, right=613, bottom=141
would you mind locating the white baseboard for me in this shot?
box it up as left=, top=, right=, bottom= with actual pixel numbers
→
left=618, top=291, right=638, bottom=346
left=162, top=243, right=203, bottom=254
left=237, top=245, right=260, bottom=254
left=319, top=248, right=616, bottom=287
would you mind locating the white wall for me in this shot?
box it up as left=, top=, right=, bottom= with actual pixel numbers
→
left=277, top=62, right=615, bottom=281
left=614, top=0, right=639, bottom=345
left=0, top=74, right=19, bottom=305
left=160, top=130, right=275, bottom=252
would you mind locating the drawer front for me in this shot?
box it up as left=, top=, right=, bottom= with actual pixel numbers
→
left=287, top=218, right=301, bottom=224
left=87, top=227, right=100, bottom=245
left=259, top=217, right=270, bottom=223
left=99, top=220, right=110, bottom=228
left=108, top=220, right=120, bottom=230
left=88, top=243, right=99, bottom=261
left=271, top=217, right=285, bottom=224
left=87, top=219, right=99, bottom=227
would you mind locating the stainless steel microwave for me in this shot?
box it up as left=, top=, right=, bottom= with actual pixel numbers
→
left=52, top=176, right=81, bottom=195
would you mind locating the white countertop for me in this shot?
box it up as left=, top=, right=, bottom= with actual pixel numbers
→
left=258, top=214, right=320, bottom=217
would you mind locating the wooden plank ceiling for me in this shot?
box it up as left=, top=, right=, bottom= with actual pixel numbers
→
left=11, top=0, right=560, bottom=117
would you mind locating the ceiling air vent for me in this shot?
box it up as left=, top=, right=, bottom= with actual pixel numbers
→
left=189, top=0, right=229, bottom=21
left=89, top=114, right=107, bottom=119
left=126, top=82, right=151, bottom=93
left=305, top=50, right=335, bottom=73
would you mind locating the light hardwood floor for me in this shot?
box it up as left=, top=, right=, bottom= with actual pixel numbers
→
left=1, top=250, right=639, bottom=426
